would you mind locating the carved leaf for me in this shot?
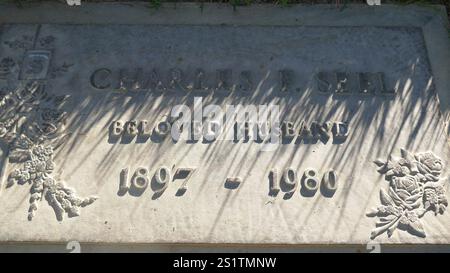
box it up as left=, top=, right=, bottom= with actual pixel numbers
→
left=50, top=133, right=71, bottom=150
left=408, top=220, right=426, bottom=238
left=374, top=159, right=385, bottom=167
left=366, top=208, right=379, bottom=217
left=376, top=215, right=397, bottom=226
left=400, top=148, right=413, bottom=160
left=416, top=208, right=427, bottom=218
left=388, top=187, right=404, bottom=207
left=6, top=177, right=15, bottom=188
left=385, top=158, right=396, bottom=171
left=386, top=220, right=399, bottom=237
left=80, top=196, right=98, bottom=207
left=370, top=226, right=387, bottom=240
left=8, top=149, right=30, bottom=163
left=380, top=188, right=394, bottom=206
left=425, top=173, right=439, bottom=182
left=370, top=220, right=394, bottom=239
left=374, top=159, right=388, bottom=173
left=424, top=181, right=443, bottom=189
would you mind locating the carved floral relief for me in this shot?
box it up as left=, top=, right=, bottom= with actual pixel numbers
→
left=0, top=81, right=97, bottom=221
left=367, top=148, right=447, bottom=239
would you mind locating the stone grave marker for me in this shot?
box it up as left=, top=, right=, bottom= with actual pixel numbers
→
left=0, top=3, right=449, bottom=250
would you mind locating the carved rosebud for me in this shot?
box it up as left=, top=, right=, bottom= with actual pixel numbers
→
left=423, top=185, right=448, bottom=215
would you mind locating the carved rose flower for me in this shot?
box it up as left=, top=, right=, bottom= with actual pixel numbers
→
left=389, top=175, right=422, bottom=210
left=416, top=152, right=442, bottom=178
left=40, top=108, right=63, bottom=123
left=27, top=108, right=65, bottom=139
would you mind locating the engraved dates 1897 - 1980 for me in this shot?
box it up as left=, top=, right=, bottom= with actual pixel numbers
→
left=119, top=166, right=338, bottom=200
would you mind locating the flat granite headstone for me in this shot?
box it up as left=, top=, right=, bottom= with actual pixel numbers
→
left=0, top=3, right=449, bottom=249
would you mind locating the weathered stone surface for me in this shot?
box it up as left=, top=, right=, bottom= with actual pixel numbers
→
left=0, top=3, right=449, bottom=249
